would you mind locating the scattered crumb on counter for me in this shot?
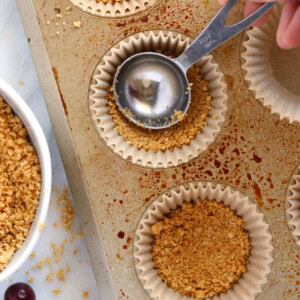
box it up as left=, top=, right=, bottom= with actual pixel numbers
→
left=53, top=187, right=75, bottom=231
left=77, top=232, right=83, bottom=238
left=28, top=277, right=34, bottom=283
left=82, top=291, right=89, bottom=298
left=56, top=269, right=65, bottom=282
left=46, top=274, right=54, bottom=281
left=52, top=288, right=61, bottom=295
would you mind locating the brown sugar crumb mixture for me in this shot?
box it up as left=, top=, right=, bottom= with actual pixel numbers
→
left=0, top=97, right=41, bottom=272
left=106, top=52, right=212, bottom=152
left=151, top=200, right=251, bottom=299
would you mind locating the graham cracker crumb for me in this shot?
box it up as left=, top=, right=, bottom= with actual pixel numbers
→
left=28, top=277, right=34, bottom=283
left=82, top=291, right=89, bottom=298
left=171, top=110, right=185, bottom=122
left=39, top=222, right=45, bottom=231
left=151, top=200, right=251, bottom=299
left=56, top=269, right=65, bottom=282
left=73, top=21, right=81, bottom=28
left=53, top=188, right=75, bottom=231
left=46, top=274, right=53, bottom=281
left=52, top=288, right=61, bottom=295
left=30, top=252, right=36, bottom=259
left=106, top=54, right=212, bottom=152
left=0, top=97, right=41, bottom=272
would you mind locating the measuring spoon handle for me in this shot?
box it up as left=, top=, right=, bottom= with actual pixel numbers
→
left=174, top=0, right=276, bottom=71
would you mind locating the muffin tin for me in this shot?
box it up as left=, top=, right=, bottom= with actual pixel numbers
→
left=16, top=0, right=300, bottom=299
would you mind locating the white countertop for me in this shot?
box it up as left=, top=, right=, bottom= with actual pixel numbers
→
left=0, top=1, right=101, bottom=299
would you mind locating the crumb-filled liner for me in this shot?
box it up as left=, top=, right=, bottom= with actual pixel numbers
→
left=89, top=30, right=228, bottom=168
left=133, top=182, right=273, bottom=300
left=286, top=165, right=300, bottom=247
left=242, top=4, right=300, bottom=124
left=67, top=0, right=158, bottom=18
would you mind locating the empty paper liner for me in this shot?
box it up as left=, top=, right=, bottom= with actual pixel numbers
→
left=89, top=30, right=228, bottom=168
left=67, top=0, right=158, bottom=18
left=242, top=4, right=300, bottom=124
left=286, top=164, right=300, bottom=247
left=133, top=182, right=273, bottom=300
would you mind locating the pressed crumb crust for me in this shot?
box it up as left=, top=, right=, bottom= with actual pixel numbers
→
left=151, top=200, right=251, bottom=299
left=106, top=60, right=212, bottom=152
left=0, top=97, right=41, bottom=272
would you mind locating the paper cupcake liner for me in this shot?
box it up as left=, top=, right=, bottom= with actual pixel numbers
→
left=286, top=164, right=300, bottom=247
left=67, top=0, right=158, bottom=18
left=242, top=4, right=300, bottom=124
left=133, top=182, right=273, bottom=300
left=89, top=30, right=228, bottom=168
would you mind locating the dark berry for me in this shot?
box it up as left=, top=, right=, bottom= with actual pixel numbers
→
left=4, top=282, right=36, bottom=300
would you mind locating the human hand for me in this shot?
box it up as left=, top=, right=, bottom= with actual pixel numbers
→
left=218, top=0, right=300, bottom=49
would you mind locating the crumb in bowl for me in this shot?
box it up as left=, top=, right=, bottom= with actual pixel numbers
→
left=151, top=200, right=251, bottom=299
left=106, top=57, right=212, bottom=152
left=0, top=96, right=41, bottom=272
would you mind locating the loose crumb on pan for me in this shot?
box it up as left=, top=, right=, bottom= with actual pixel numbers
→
left=73, top=21, right=81, bottom=28
left=0, top=97, right=41, bottom=272
left=151, top=200, right=251, bottom=299
left=106, top=58, right=212, bottom=152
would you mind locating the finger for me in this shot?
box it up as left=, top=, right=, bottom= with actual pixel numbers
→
left=277, top=1, right=300, bottom=49
left=244, top=1, right=273, bottom=26
left=218, top=0, right=229, bottom=6
left=219, top=0, right=277, bottom=5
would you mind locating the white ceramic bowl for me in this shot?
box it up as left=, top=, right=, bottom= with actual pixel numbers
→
left=0, top=78, right=51, bottom=281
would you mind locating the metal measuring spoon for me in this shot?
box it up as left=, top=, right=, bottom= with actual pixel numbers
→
left=114, top=0, right=275, bottom=129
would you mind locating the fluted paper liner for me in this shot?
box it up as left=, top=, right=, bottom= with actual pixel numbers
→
left=133, top=182, right=273, bottom=300
left=89, top=31, right=228, bottom=168
left=67, top=0, right=158, bottom=18
left=286, top=165, right=300, bottom=247
left=242, top=5, right=300, bottom=124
